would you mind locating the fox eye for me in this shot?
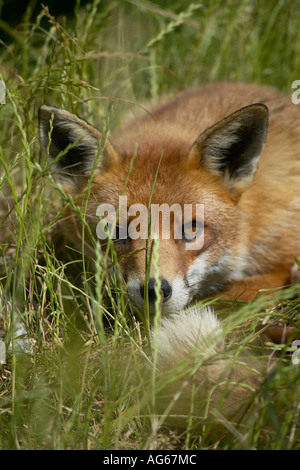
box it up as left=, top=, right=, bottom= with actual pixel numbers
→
left=114, top=225, right=129, bottom=246
left=182, top=220, right=203, bottom=241
left=105, top=223, right=128, bottom=246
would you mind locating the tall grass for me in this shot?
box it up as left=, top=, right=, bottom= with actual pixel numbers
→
left=0, top=0, right=300, bottom=450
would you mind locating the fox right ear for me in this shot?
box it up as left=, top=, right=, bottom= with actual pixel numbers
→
left=38, top=105, right=120, bottom=186
left=188, top=104, right=269, bottom=195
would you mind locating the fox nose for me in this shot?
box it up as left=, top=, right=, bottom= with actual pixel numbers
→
left=139, top=278, right=172, bottom=303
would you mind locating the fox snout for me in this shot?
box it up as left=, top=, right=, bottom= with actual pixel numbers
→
left=127, top=274, right=191, bottom=315
left=140, top=278, right=173, bottom=304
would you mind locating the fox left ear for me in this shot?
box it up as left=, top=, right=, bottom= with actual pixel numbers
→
left=188, top=104, right=269, bottom=194
left=38, top=105, right=120, bottom=187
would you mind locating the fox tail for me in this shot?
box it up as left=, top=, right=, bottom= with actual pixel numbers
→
left=152, top=305, right=264, bottom=434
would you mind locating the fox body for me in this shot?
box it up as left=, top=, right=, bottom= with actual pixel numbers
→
left=39, top=82, right=300, bottom=315
left=39, top=82, right=300, bottom=428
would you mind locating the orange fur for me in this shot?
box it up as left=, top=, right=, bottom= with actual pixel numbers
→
left=39, top=82, right=300, bottom=309
left=39, top=82, right=300, bottom=434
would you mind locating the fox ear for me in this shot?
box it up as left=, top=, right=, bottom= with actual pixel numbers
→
left=38, top=105, right=120, bottom=186
left=188, top=104, right=269, bottom=194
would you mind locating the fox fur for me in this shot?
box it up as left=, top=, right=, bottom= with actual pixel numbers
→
left=39, top=82, right=300, bottom=432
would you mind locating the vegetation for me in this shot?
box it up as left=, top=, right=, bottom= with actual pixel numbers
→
left=0, top=0, right=300, bottom=450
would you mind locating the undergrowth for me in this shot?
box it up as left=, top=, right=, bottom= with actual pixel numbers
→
left=0, top=0, right=300, bottom=450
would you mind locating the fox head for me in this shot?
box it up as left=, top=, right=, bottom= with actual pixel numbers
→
left=39, top=100, right=268, bottom=315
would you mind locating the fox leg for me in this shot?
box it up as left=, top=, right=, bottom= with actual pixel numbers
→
left=219, top=269, right=292, bottom=302
left=218, top=268, right=300, bottom=345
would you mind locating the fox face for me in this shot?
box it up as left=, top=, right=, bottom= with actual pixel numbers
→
left=39, top=90, right=268, bottom=315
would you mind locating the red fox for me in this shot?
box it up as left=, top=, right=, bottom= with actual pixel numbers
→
left=39, top=82, right=300, bottom=431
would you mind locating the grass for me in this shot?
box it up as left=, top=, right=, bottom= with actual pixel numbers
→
left=0, top=0, right=300, bottom=450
